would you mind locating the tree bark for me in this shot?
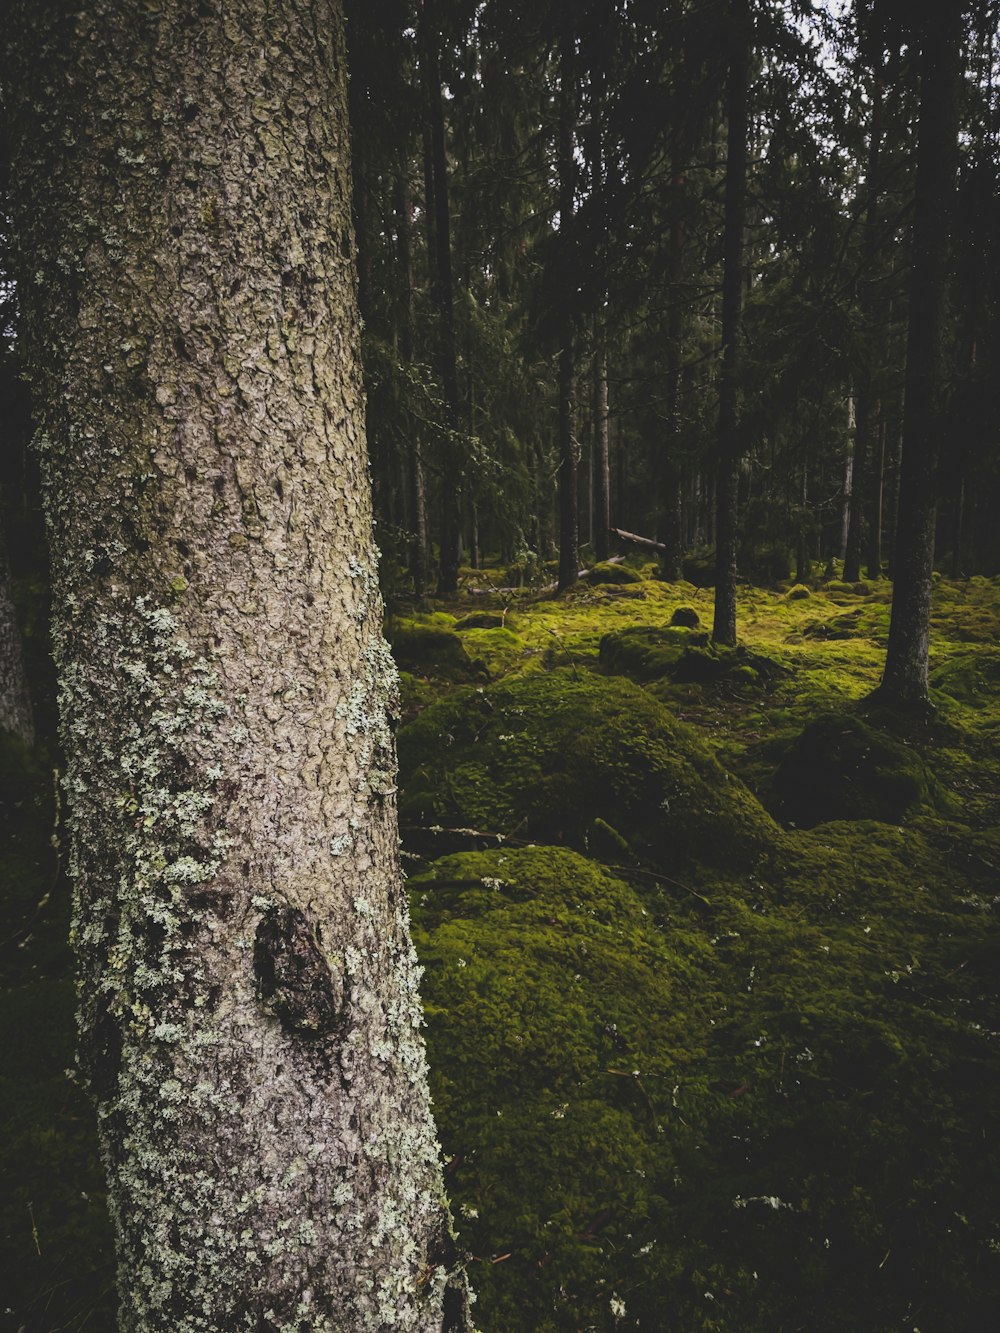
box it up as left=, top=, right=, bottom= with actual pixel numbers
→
left=660, top=156, right=687, bottom=583
left=0, top=501, right=34, bottom=746
left=420, top=2, right=462, bottom=596
left=3, top=2, right=468, bottom=1328
left=592, top=339, right=611, bottom=563
left=712, top=0, right=750, bottom=646
left=844, top=73, right=884, bottom=584
left=556, top=19, right=580, bottom=592
left=876, top=7, right=961, bottom=709
left=395, top=164, right=430, bottom=598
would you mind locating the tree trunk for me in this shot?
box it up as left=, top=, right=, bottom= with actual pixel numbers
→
left=420, top=1, right=462, bottom=596
left=866, top=403, right=885, bottom=579
left=0, top=502, right=34, bottom=746
left=592, top=339, right=611, bottom=562
left=712, top=0, right=750, bottom=646
left=556, top=20, right=579, bottom=592
left=396, top=164, right=430, bottom=599
left=660, top=155, right=687, bottom=583
left=844, top=74, right=884, bottom=584
left=876, top=7, right=961, bottom=709
left=4, top=2, right=468, bottom=1328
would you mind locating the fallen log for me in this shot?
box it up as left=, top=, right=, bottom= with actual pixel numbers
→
left=610, top=526, right=668, bottom=554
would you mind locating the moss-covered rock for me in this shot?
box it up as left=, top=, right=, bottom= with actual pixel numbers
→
left=773, top=713, right=927, bottom=827
left=454, top=611, right=513, bottom=631
left=385, top=621, right=488, bottom=681
left=585, top=561, right=643, bottom=586
left=929, top=649, right=1000, bottom=706
left=670, top=604, right=701, bottom=627
left=398, top=668, right=778, bottom=871
left=412, top=827, right=1000, bottom=1333
left=784, top=584, right=812, bottom=601
left=598, top=625, right=707, bottom=680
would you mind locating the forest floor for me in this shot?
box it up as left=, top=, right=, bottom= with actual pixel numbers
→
left=3, top=560, right=1000, bottom=1331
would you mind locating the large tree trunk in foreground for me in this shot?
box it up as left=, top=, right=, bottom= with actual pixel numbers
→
left=876, top=7, right=961, bottom=709
left=4, top=2, right=468, bottom=1328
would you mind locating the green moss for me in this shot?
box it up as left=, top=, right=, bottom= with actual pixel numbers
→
left=670, top=604, right=701, bottom=628
left=784, top=584, right=812, bottom=600
left=773, top=713, right=928, bottom=827
left=385, top=621, right=488, bottom=682
left=398, top=668, right=778, bottom=872
left=585, top=562, right=643, bottom=586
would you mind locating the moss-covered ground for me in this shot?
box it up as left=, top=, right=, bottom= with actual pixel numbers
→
left=2, top=565, right=1000, bottom=1329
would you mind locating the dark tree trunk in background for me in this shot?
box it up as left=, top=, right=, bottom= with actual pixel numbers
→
left=421, top=0, right=462, bottom=596
left=877, top=7, right=961, bottom=709
left=712, top=0, right=750, bottom=645
left=395, top=164, right=429, bottom=598
left=592, top=339, right=610, bottom=562
left=3, top=0, right=469, bottom=1326
left=556, top=20, right=580, bottom=592
left=844, top=73, right=884, bottom=584
left=661, top=156, right=687, bottom=583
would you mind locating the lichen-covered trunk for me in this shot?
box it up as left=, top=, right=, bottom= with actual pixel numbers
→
left=3, top=2, right=467, bottom=1329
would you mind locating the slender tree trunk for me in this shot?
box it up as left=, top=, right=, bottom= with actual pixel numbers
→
left=420, top=1, right=462, bottom=596
left=712, top=0, right=750, bottom=645
left=840, top=397, right=854, bottom=565
left=844, top=74, right=885, bottom=583
left=396, top=165, right=429, bottom=598
left=867, top=404, right=885, bottom=579
left=4, top=2, right=468, bottom=1327
left=877, top=7, right=961, bottom=708
left=592, top=339, right=611, bottom=562
left=556, top=21, right=579, bottom=592
left=661, top=155, right=686, bottom=583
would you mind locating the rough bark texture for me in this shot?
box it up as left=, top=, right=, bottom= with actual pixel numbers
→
left=0, top=503, right=35, bottom=745
left=877, top=8, right=960, bottom=709
left=3, top=2, right=468, bottom=1329
left=712, top=0, right=749, bottom=646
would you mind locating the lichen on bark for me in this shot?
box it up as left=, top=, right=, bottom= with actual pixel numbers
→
left=2, top=1, right=469, bottom=1328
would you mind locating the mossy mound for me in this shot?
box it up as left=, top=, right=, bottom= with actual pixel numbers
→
left=413, top=832, right=1000, bottom=1332
left=600, top=629, right=787, bottom=693
left=598, top=624, right=708, bottom=680
left=929, top=649, right=1000, bottom=706
left=410, top=845, right=722, bottom=1330
left=385, top=622, right=488, bottom=682
left=454, top=611, right=512, bottom=631
left=784, top=583, right=812, bottom=600
left=398, top=669, right=777, bottom=871
left=584, top=561, right=643, bottom=586
left=670, top=604, right=701, bottom=627
left=773, top=713, right=927, bottom=827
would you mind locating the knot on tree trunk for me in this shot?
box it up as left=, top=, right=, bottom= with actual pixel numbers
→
left=254, top=905, right=345, bottom=1037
